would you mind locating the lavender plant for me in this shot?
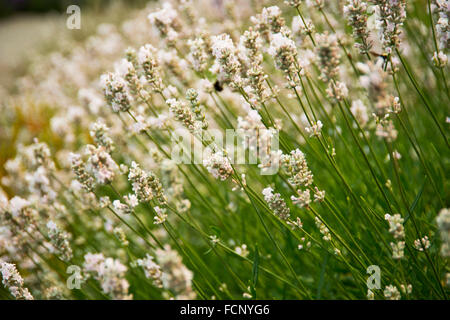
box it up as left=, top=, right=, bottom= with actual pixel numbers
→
left=0, top=0, right=448, bottom=300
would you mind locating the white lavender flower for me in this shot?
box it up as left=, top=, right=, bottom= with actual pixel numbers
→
left=384, top=284, right=401, bottom=300
left=47, top=220, right=73, bottom=262
left=128, top=161, right=166, bottom=204
left=90, top=121, right=115, bottom=152
left=0, top=262, right=34, bottom=300
left=138, top=44, right=165, bottom=93
left=262, top=187, right=291, bottom=220
left=166, top=98, right=198, bottom=132
left=385, top=213, right=405, bottom=239
left=234, top=244, right=250, bottom=257
left=268, top=33, right=299, bottom=74
left=155, top=244, right=196, bottom=300
left=315, top=217, right=331, bottom=241
left=210, top=34, right=243, bottom=87
left=326, top=81, right=349, bottom=101
left=70, top=153, right=96, bottom=192
left=83, top=253, right=131, bottom=300
left=251, top=6, right=286, bottom=39
left=203, top=151, right=233, bottom=181
left=371, top=0, right=407, bottom=54
left=280, top=149, right=314, bottom=187
left=112, top=200, right=132, bottom=215
left=285, top=0, right=303, bottom=7
left=315, top=32, right=340, bottom=82
left=291, top=189, right=311, bottom=208
left=148, top=2, right=180, bottom=42
left=344, top=0, right=372, bottom=54
left=390, top=241, right=405, bottom=259
left=136, top=254, right=163, bottom=288
left=413, top=236, right=430, bottom=252
left=350, top=99, right=369, bottom=126
left=153, top=206, right=168, bottom=224
left=437, top=208, right=450, bottom=257
left=101, top=72, right=133, bottom=113
left=85, top=145, right=118, bottom=185
left=432, top=0, right=449, bottom=50
left=305, top=120, right=323, bottom=137
left=432, top=51, right=448, bottom=68
left=187, top=37, right=209, bottom=72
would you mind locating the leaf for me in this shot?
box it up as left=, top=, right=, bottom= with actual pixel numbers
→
left=252, top=244, right=259, bottom=288
left=405, top=176, right=427, bottom=223
left=210, top=225, right=222, bottom=238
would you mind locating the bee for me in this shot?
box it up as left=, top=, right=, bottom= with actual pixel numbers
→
left=370, top=51, right=389, bottom=61
left=214, top=80, right=223, bottom=92
left=370, top=51, right=391, bottom=70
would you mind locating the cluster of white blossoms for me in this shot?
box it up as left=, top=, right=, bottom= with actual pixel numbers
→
left=187, top=37, right=209, bottom=73
left=430, top=0, right=449, bottom=67
left=234, top=244, right=250, bottom=257
left=437, top=208, right=450, bottom=257
left=385, top=213, right=405, bottom=259
left=251, top=5, right=286, bottom=41
left=413, top=236, right=431, bottom=252
left=71, top=121, right=119, bottom=190
left=383, top=284, right=401, bottom=300
left=372, top=0, right=407, bottom=53
left=46, top=220, right=73, bottom=262
left=432, top=0, right=449, bottom=51
left=101, top=72, right=134, bottom=113
left=210, top=34, right=243, bottom=87
left=112, top=199, right=133, bottom=215
left=70, top=152, right=96, bottom=192
left=85, top=144, right=119, bottom=185
left=1, top=196, right=38, bottom=233
left=203, top=150, right=233, bottom=181
left=136, top=254, right=163, bottom=288
left=315, top=32, right=341, bottom=82
left=155, top=245, right=196, bottom=300
left=153, top=206, right=168, bottom=225
left=344, top=0, right=372, bottom=54
left=350, top=99, right=369, bottom=127
left=166, top=97, right=198, bottom=132
left=281, top=149, right=313, bottom=188
left=0, top=0, right=447, bottom=301
left=432, top=51, right=448, bottom=68
left=284, top=0, right=303, bottom=7
left=262, top=187, right=291, bottom=220
left=128, top=161, right=166, bottom=205
left=147, top=2, right=180, bottom=42
left=240, top=28, right=270, bottom=104
left=0, top=262, right=34, bottom=300
left=315, top=32, right=348, bottom=101
left=280, top=149, right=324, bottom=208
left=305, top=120, right=323, bottom=137
left=268, top=33, right=300, bottom=74
left=90, top=121, right=115, bottom=153
left=385, top=213, right=405, bottom=239
left=357, top=59, right=400, bottom=141
left=236, top=105, right=281, bottom=174
left=83, top=253, right=132, bottom=300
left=115, top=57, right=141, bottom=97
left=315, top=217, right=331, bottom=241
left=138, top=44, right=165, bottom=93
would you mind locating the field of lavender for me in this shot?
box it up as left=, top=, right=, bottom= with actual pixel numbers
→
left=0, top=0, right=449, bottom=300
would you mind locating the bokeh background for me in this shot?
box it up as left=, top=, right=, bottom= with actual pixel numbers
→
left=0, top=0, right=149, bottom=89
